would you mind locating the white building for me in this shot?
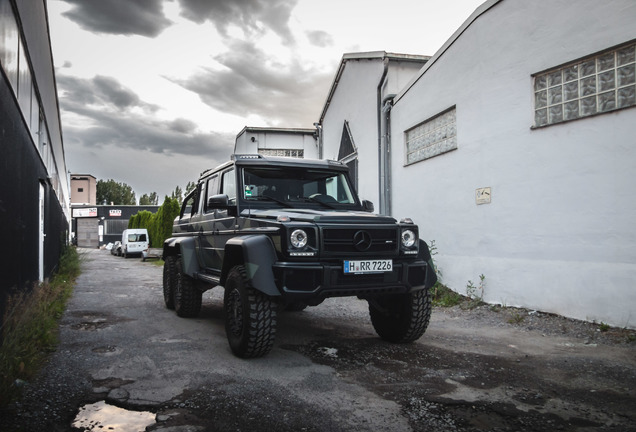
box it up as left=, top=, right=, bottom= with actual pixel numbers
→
left=319, top=0, right=636, bottom=327
left=319, top=52, right=430, bottom=211
left=234, top=126, right=319, bottom=159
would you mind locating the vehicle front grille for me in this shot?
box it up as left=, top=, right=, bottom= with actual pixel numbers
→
left=321, top=226, right=398, bottom=257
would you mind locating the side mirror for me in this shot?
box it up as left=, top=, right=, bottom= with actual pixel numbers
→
left=208, top=194, right=229, bottom=208
left=362, top=200, right=374, bottom=213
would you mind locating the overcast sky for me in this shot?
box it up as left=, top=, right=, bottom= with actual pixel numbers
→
left=47, top=0, right=485, bottom=202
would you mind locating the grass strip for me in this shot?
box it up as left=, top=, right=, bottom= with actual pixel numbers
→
left=0, top=245, right=81, bottom=406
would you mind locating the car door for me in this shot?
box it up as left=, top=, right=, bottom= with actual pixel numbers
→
left=209, top=168, right=237, bottom=272
left=195, top=176, right=219, bottom=273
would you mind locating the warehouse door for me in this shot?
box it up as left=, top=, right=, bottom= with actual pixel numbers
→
left=39, top=183, right=45, bottom=281
left=77, top=218, right=99, bottom=248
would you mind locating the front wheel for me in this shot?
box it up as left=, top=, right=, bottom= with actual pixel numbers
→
left=368, top=288, right=431, bottom=343
left=224, top=265, right=277, bottom=358
left=174, top=257, right=202, bottom=317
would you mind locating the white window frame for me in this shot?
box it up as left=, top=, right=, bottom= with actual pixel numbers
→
left=258, top=148, right=304, bottom=158
left=405, top=106, right=457, bottom=165
left=533, top=41, right=636, bottom=127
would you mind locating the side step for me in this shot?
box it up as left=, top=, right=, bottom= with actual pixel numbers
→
left=194, top=272, right=220, bottom=287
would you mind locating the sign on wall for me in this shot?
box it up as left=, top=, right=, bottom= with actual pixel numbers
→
left=109, top=209, right=122, bottom=217
left=72, top=207, right=97, bottom=217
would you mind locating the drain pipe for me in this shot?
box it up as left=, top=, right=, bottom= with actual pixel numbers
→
left=381, top=94, right=395, bottom=216
left=313, top=122, right=323, bottom=159
left=377, top=59, right=389, bottom=215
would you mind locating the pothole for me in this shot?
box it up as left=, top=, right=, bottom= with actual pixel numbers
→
left=71, top=320, right=111, bottom=331
left=91, top=345, right=122, bottom=355
left=72, top=400, right=155, bottom=431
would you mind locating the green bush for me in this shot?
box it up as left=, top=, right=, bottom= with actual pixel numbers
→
left=128, top=196, right=180, bottom=248
left=0, top=245, right=81, bottom=406
left=432, top=283, right=464, bottom=307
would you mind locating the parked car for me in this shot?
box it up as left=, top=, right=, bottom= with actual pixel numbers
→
left=121, top=229, right=149, bottom=258
left=111, top=241, right=122, bottom=256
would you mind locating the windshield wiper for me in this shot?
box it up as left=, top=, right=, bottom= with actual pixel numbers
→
left=304, top=196, right=338, bottom=209
left=249, top=195, right=295, bottom=208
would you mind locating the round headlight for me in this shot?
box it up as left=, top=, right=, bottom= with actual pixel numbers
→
left=290, top=229, right=308, bottom=248
left=401, top=229, right=416, bottom=248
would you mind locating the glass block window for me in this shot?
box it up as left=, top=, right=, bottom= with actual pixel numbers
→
left=405, top=107, right=457, bottom=165
left=533, top=42, right=636, bottom=127
left=258, top=148, right=304, bottom=158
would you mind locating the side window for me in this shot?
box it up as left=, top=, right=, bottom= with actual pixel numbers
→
left=198, top=181, right=206, bottom=214
left=205, top=175, right=219, bottom=212
left=180, top=191, right=197, bottom=219
left=221, top=169, right=236, bottom=204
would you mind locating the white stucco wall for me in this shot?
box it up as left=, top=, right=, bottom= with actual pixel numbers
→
left=321, top=56, right=429, bottom=207
left=322, top=59, right=384, bottom=205
left=390, top=0, right=636, bottom=327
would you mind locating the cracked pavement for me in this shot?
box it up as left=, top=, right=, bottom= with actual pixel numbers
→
left=1, top=247, right=635, bottom=431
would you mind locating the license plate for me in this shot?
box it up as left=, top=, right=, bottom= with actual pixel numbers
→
left=343, top=259, right=392, bottom=274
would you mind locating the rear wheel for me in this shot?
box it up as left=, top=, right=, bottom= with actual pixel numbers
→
left=224, top=265, right=277, bottom=358
left=162, top=255, right=177, bottom=309
left=368, top=288, right=431, bottom=343
left=174, top=257, right=202, bottom=317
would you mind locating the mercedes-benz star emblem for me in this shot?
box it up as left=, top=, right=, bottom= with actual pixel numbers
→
left=353, top=230, right=372, bottom=251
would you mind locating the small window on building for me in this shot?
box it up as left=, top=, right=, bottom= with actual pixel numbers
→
left=533, top=41, right=636, bottom=127
left=78, top=188, right=84, bottom=192
left=405, top=107, right=457, bottom=165
left=258, top=148, right=304, bottom=158
left=338, top=121, right=358, bottom=190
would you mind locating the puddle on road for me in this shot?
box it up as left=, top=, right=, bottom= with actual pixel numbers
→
left=72, top=401, right=155, bottom=431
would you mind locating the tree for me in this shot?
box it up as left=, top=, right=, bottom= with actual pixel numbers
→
left=96, top=179, right=136, bottom=205
left=185, top=181, right=196, bottom=195
left=149, top=196, right=180, bottom=247
left=139, top=192, right=158, bottom=205
left=171, top=186, right=183, bottom=205
left=128, top=198, right=180, bottom=248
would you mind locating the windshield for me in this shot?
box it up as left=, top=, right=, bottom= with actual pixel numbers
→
left=241, top=167, right=358, bottom=208
left=127, top=233, right=147, bottom=242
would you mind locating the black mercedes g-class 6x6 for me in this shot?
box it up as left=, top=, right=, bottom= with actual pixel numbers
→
left=162, top=154, right=437, bottom=358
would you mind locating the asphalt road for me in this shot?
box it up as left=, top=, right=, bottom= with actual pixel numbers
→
left=2, top=248, right=635, bottom=431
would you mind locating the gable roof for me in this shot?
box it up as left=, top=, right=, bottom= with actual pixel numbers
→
left=319, top=51, right=430, bottom=123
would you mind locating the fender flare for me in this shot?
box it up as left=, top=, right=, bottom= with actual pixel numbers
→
left=418, top=239, right=438, bottom=289
left=221, top=235, right=280, bottom=297
left=163, top=237, right=199, bottom=277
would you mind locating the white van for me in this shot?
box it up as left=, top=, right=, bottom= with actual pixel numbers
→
left=121, top=229, right=149, bottom=258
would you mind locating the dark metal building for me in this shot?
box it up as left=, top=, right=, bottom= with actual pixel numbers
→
left=71, top=205, right=160, bottom=248
left=0, top=0, right=70, bottom=322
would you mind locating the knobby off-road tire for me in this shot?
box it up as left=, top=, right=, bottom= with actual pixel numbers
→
left=224, top=265, right=278, bottom=358
left=162, top=255, right=177, bottom=310
left=369, top=288, right=432, bottom=343
left=174, top=257, right=202, bottom=317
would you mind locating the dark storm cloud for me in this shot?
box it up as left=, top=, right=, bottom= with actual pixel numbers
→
left=56, top=75, right=159, bottom=113
left=56, top=74, right=233, bottom=159
left=169, top=40, right=332, bottom=127
left=61, top=0, right=172, bottom=37
left=177, top=0, right=298, bottom=45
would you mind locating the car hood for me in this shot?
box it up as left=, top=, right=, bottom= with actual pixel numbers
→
left=240, top=208, right=397, bottom=224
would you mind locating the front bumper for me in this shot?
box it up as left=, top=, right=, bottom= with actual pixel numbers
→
left=272, top=259, right=430, bottom=301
